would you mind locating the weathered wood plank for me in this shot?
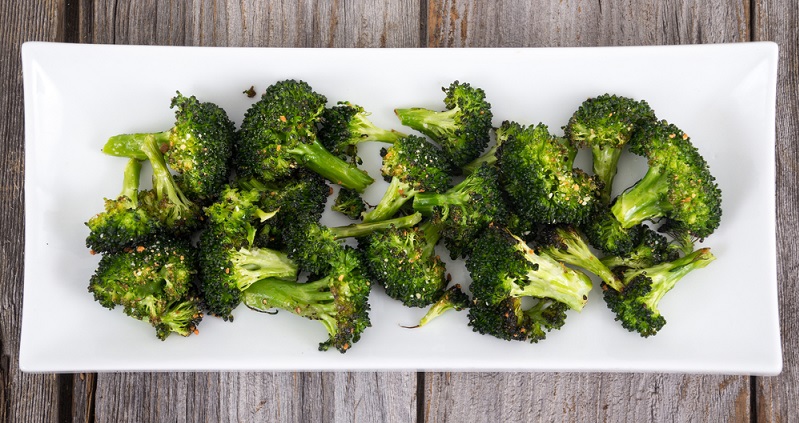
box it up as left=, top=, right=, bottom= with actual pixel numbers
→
left=424, top=1, right=752, bottom=422
left=0, top=1, right=68, bottom=422
left=753, top=0, right=799, bottom=421
left=83, top=1, right=421, bottom=422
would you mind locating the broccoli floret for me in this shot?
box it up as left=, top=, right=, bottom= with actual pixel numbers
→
left=360, top=219, right=448, bottom=307
left=581, top=206, right=643, bottom=256
left=603, top=248, right=715, bottom=337
left=601, top=226, right=681, bottom=270
left=103, top=92, right=235, bottom=203
left=496, top=121, right=601, bottom=225
left=319, top=102, right=406, bottom=164
left=332, top=188, right=367, bottom=219
left=565, top=94, right=657, bottom=204
left=361, top=135, right=451, bottom=223
left=412, top=163, right=508, bottom=258
left=611, top=120, right=722, bottom=240
left=236, top=80, right=374, bottom=192
left=468, top=296, right=568, bottom=343
left=86, top=159, right=159, bottom=253
left=403, top=284, right=470, bottom=328
left=88, top=238, right=202, bottom=340
left=395, top=81, right=493, bottom=168
left=242, top=245, right=372, bottom=353
left=533, top=225, right=622, bottom=292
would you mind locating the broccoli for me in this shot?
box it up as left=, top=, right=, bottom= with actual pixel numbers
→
left=403, top=284, right=470, bottom=328
left=103, top=92, right=235, bottom=203
left=412, top=162, right=508, bottom=258
left=533, top=225, right=622, bottom=292
left=603, top=248, right=715, bottom=337
left=581, top=206, right=644, bottom=256
left=600, top=226, right=680, bottom=270
left=361, top=135, right=451, bottom=223
left=88, top=238, right=202, bottom=340
left=465, top=227, right=592, bottom=342
left=235, top=80, right=374, bottom=192
left=85, top=159, right=158, bottom=253
left=460, top=117, right=517, bottom=175
left=319, top=102, right=406, bottom=164
left=565, top=94, right=657, bottom=204
left=242, top=245, right=371, bottom=353
left=496, top=121, right=601, bottom=226
left=611, top=120, right=722, bottom=240
left=332, top=188, right=367, bottom=219
left=395, top=81, right=493, bottom=168
left=359, top=218, right=448, bottom=307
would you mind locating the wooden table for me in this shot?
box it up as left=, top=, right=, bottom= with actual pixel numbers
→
left=1, top=1, right=795, bottom=421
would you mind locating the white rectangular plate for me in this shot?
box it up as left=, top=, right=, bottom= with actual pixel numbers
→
left=21, top=42, right=780, bottom=374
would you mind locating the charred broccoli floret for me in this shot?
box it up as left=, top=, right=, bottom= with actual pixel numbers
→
left=603, top=248, right=715, bottom=337
left=565, top=94, right=657, bottom=203
left=242, top=245, right=372, bottom=353
left=361, top=135, right=451, bottom=223
left=412, top=162, right=508, bottom=258
left=395, top=81, right=493, bottom=168
left=404, top=284, right=470, bottom=328
left=581, top=206, right=644, bottom=256
left=601, top=226, right=681, bottom=270
left=496, top=121, right=601, bottom=225
left=236, top=80, right=374, bottom=192
left=332, top=188, right=367, bottom=219
left=88, top=238, right=202, bottom=340
left=611, top=120, right=722, bottom=240
left=103, top=92, right=235, bottom=203
left=319, top=102, right=406, bottom=164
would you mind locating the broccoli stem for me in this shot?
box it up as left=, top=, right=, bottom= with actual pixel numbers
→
left=611, top=166, right=671, bottom=228
left=242, top=277, right=339, bottom=336
left=120, top=159, right=142, bottom=205
left=627, top=248, right=715, bottom=308
left=329, top=212, right=422, bottom=239
left=287, top=140, right=374, bottom=193
left=462, top=145, right=497, bottom=175
left=230, top=247, right=299, bottom=291
left=513, top=246, right=592, bottom=311
left=351, top=114, right=407, bottom=143
left=156, top=300, right=201, bottom=339
left=540, top=230, right=623, bottom=292
left=395, top=107, right=460, bottom=141
left=592, top=145, right=622, bottom=205
left=361, top=177, right=414, bottom=223
left=412, top=179, right=473, bottom=216
left=420, top=219, right=444, bottom=258
left=103, top=131, right=172, bottom=160
left=140, top=135, right=194, bottom=211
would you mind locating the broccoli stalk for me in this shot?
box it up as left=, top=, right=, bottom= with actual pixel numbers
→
left=535, top=225, right=622, bottom=292
left=603, top=248, right=715, bottom=337
left=320, top=102, right=406, bottom=163
left=285, top=139, right=375, bottom=193
left=139, top=135, right=195, bottom=215
left=403, top=285, right=470, bottom=328
left=328, top=212, right=422, bottom=239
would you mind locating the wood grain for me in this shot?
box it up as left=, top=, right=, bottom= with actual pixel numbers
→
left=754, top=0, right=799, bottom=421
left=81, top=1, right=421, bottom=422
left=0, top=1, right=67, bottom=422
left=424, top=1, right=753, bottom=422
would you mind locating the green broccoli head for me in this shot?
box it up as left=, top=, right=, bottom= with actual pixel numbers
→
left=242, top=245, right=372, bottom=353
left=565, top=94, right=657, bottom=203
left=319, top=102, right=405, bottom=164
left=601, top=225, right=681, bottom=270
left=203, top=184, right=275, bottom=248
left=332, top=188, right=367, bottom=219
left=468, top=296, right=567, bottom=343
left=236, top=80, right=374, bottom=192
left=581, top=206, right=643, bottom=256
left=603, top=248, right=715, bottom=337
left=395, top=81, right=493, bottom=168
left=360, top=220, right=447, bottom=307
left=612, top=120, right=722, bottom=239
left=88, top=237, right=202, bottom=340
left=496, top=121, right=601, bottom=226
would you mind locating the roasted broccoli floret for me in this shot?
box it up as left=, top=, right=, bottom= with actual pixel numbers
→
left=581, top=206, right=643, bottom=256
left=319, top=102, right=406, bottom=164
left=496, top=121, right=601, bottom=225
left=611, top=120, right=722, bottom=240
left=360, top=218, right=448, bottom=307
left=403, top=284, right=470, bottom=328
left=534, top=225, right=622, bottom=292
left=565, top=94, right=657, bottom=204
left=601, top=226, right=680, bottom=270
left=242, top=245, right=371, bottom=353
left=103, top=92, right=235, bottom=203
left=236, top=80, right=374, bottom=192
left=412, top=162, right=508, bottom=258
left=465, top=227, right=593, bottom=342
left=395, top=81, right=493, bottom=168
left=88, top=238, right=202, bottom=340
left=460, top=116, right=518, bottom=175
left=603, top=248, right=715, bottom=337
left=86, top=159, right=159, bottom=253
left=361, top=135, right=451, bottom=223
left=332, top=188, right=367, bottom=219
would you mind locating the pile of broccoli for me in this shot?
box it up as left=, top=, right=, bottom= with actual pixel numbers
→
left=85, top=81, right=722, bottom=351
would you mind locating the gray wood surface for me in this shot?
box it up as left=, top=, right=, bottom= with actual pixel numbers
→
left=754, top=0, right=799, bottom=421
left=1, top=0, right=796, bottom=421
